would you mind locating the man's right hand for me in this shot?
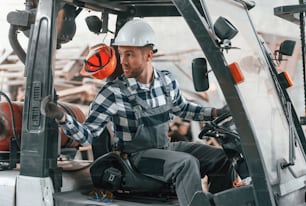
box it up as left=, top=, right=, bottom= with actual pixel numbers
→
left=41, top=95, right=64, bottom=121
left=216, top=105, right=230, bottom=117
left=212, top=105, right=230, bottom=119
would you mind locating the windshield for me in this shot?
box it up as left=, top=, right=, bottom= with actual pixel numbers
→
left=203, top=0, right=306, bottom=186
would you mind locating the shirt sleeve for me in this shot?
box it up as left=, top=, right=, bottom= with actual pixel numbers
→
left=58, top=84, right=117, bottom=145
left=166, top=72, right=214, bottom=121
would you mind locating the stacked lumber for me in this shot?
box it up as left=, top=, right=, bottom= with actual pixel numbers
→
left=0, top=45, right=108, bottom=107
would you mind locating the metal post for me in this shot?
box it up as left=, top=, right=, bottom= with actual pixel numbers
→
left=16, top=0, right=60, bottom=204
left=299, top=0, right=306, bottom=117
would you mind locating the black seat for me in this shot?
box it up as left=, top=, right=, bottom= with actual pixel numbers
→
left=90, top=152, right=166, bottom=192
left=90, top=127, right=171, bottom=193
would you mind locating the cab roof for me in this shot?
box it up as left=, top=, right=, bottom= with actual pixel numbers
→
left=72, top=0, right=201, bottom=17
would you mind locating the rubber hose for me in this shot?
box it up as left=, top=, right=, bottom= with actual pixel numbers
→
left=8, top=25, right=26, bottom=64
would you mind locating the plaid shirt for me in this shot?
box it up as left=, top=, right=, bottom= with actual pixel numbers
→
left=59, top=69, right=213, bottom=146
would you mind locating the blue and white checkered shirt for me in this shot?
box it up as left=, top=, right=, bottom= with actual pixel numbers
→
left=59, top=69, right=213, bottom=146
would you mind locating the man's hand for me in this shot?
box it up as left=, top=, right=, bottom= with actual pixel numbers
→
left=216, top=105, right=230, bottom=117
left=212, top=105, right=230, bottom=119
left=41, top=95, right=64, bottom=121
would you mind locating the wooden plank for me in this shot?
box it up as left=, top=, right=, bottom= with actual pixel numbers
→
left=82, top=77, right=106, bottom=87
left=0, top=63, right=25, bottom=71
left=58, top=45, right=89, bottom=80
left=2, top=79, right=25, bottom=86
left=57, top=84, right=97, bottom=98
left=0, top=71, right=24, bottom=78
left=0, top=49, right=14, bottom=64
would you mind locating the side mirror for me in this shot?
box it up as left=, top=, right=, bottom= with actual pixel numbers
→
left=85, top=15, right=102, bottom=34
left=279, top=40, right=296, bottom=56
left=214, top=16, right=238, bottom=41
left=274, top=40, right=296, bottom=63
left=192, top=58, right=209, bottom=92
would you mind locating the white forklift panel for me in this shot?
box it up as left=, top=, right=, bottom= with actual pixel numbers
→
left=16, top=175, right=54, bottom=206
left=0, top=170, right=18, bottom=206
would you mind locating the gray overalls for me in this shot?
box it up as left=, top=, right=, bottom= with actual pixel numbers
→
left=116, top=71, right=234, bottom=206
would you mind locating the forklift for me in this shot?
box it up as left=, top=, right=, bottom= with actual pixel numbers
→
left=1, top=0, right=306, bottom=205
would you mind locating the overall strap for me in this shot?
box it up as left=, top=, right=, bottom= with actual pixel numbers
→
left=157, top=70, right=172, bottom=103
left=119, top=70, right=172, bottom=109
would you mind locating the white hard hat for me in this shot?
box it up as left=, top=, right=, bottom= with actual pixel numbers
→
left=112, top=19, right=157, bottom=49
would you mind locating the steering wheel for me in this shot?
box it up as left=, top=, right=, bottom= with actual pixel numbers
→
left=198, top=112, right=242, bottom=158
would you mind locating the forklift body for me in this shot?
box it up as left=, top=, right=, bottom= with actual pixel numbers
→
left=1, top=0, right=306, bottom=205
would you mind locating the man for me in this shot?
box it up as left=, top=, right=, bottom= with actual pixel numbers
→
left=41, top=19, right=235, bottom=206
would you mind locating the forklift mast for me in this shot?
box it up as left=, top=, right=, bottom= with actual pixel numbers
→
left=20, top=0, right=58, bottom=178
left=15, top=0, right=60, bottom=205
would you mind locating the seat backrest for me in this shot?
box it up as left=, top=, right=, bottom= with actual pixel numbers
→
left=92, top=127, right=112, bottom=160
